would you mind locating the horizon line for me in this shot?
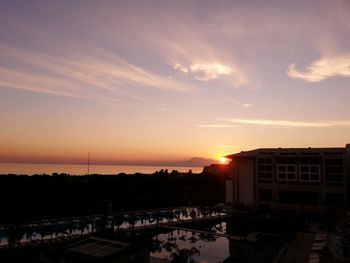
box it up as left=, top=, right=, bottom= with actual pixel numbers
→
left=0, top=160, right=214, bottom=168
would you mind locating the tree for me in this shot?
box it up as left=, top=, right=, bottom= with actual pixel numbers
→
left=181, top=209, right=188, bottom=219
left=188, top=232, right=199, bottom=243
left=125, top=214, right=137, bottom=229
left=78, top=219, right=89, bottom=235
left=163, top=241, right=177, bottom=252
left=24, top=226, right=34, bottom=243
left=170, top=247, right=200, bottom=263
left=166, top=210, right=175, bottom=222
left=6, top=225, right=24, bottom=247
left=95, top=216, right=108, bottom=232
left=152, top=211, right=162, bottom=225
left=189, top=209, right=197, bottom=220
left=113, top=214, right=125, bottom=230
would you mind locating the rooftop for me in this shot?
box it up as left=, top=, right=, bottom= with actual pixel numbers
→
left=226, top=144, right=350, bottom=159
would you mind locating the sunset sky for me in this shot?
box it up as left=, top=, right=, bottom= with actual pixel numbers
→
left=1, top=0, right=350, bottom=164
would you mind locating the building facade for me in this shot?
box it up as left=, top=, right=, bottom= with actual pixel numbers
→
left=225, top=144, right=350, bottom=211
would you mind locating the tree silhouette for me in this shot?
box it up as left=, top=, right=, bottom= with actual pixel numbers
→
left=170, top=246, right=200, bottom=263
left=113, top=214, right=125, bottom=230
left=125, top=214, right=137, bottom=229
left=189, top=209, right=197, bottom=221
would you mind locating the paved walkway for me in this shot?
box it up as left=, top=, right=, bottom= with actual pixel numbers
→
left=282, top=232, right=315, bottom=263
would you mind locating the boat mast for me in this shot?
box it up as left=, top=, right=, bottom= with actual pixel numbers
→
left=87, top=152, right=90, bottom=175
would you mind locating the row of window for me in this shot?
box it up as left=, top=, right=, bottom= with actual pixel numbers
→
left=257, top=164, right=344, bottom=183
left=258, top=164, right=344, bottom=173
left=278, top=164, right=321, bottom=182
left=257, top=158, right=343, bottom=165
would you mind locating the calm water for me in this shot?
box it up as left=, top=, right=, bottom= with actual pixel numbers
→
left=0, top=208, right=226, bottom=248
left=0, top=163, right=203, bottom=175
left=151, top=223, right=229, bottom=263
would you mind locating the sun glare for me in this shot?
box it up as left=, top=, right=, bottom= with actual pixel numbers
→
left=219, top=157, right=228, bottom=164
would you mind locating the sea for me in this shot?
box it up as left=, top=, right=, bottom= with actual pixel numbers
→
left=0, top=163, right=203, bottom=175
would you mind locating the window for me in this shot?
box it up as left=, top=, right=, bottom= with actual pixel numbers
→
left=277, top=164, right=296, bottom=181
left=325, top=159, right=344, bottom=185
left=257, top=158, right=273, bottom=183
left=299, top=165, right=320, bottom=183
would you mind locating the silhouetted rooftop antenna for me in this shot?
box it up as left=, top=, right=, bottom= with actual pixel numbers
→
left=87, top=152, right=90, bottom=176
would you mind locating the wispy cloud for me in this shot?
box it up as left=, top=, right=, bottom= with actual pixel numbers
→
left=172, top=61, right=235, bottom=81
left=196, top=124, right=238, bottom=128
left=0, top=67, right=120, bottom=104
left=287, top=54, right=350, bottom=82
left=224, top=98, right=252, bottom=107
left=224, top=118, right=350, bottom=128
left=0, top=44, right=194, bottom=104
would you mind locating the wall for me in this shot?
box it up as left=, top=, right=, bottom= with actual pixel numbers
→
left=237, top=158, right=255, bottom=206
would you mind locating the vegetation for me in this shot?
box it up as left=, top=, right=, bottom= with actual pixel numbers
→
left=0, top=170, right=225, bottom=224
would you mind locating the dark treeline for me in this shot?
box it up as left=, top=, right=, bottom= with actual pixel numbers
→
left=0, top=170, right=225, bottom=224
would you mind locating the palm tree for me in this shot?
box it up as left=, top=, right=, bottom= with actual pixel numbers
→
left=95, top=216, right=108, bottom=232
left=24, top=226, right=34, bottom=243
left=189, top=209, right=197, bottom=221
left=54, top=223, right=67, bottom=239
left=6, top=226, right=16, bottom=248
left=113, top=214, right=125, bottom=231
left=66, top=221, right=77, bottom=237
left=181, top=209, right=188, bottom=219
left=199, top=207, right=209, bottom=218
left=150, top=239, right=163, bottom=253
left=166, top=210, right=175, bottom=222
left=152, top=211, right=162, bottom=225
left=38, top=225, right=50, bottom=241
left=139, top=212, right=150, bottom=226
left=6, top=225, right=23, bottom=247
left=199, top=232, right=216, bottom=242
left=163, top=241, right=177, bottom=252
left=78, top=220, right=89, bottom=235
left=188, top=232, right=199, bottom=244
left=167, top=231, right=177, bottom=242
left=170, top=247, right=200, bottom=263
left=174, top=210, right=181, bottom=221
left=125, top=214, right=137, bottom=229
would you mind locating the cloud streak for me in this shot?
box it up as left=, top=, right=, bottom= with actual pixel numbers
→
left=224, top=98, right=252, bottom=107
left=173, top=61, right=237, bottom=81
left=0, top=44, right=194, bottom=104
left=196, top=124, right=238, bottom=128
left=224, top=118, right=350, bottom=128
left=287, top=54, right=350, bottom=82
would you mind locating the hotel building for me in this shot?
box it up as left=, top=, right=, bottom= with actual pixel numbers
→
left=225, top=144, right=350, bottom=211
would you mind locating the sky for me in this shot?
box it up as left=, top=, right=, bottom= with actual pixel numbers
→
left=0, top=0, right=350, bottom=164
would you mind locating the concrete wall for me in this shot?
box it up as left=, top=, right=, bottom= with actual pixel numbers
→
left=237, top=158, right=255, bottom=206
left=225, top=179, right=233, bottom=204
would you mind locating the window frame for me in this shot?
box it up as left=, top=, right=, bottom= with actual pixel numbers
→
left=299, top=164, right=320, bottom=183
left=277, top=164, right=297, bottom=182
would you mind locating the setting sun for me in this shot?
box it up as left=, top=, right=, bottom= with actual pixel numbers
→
left=219, top=157, right=229, bottom=164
